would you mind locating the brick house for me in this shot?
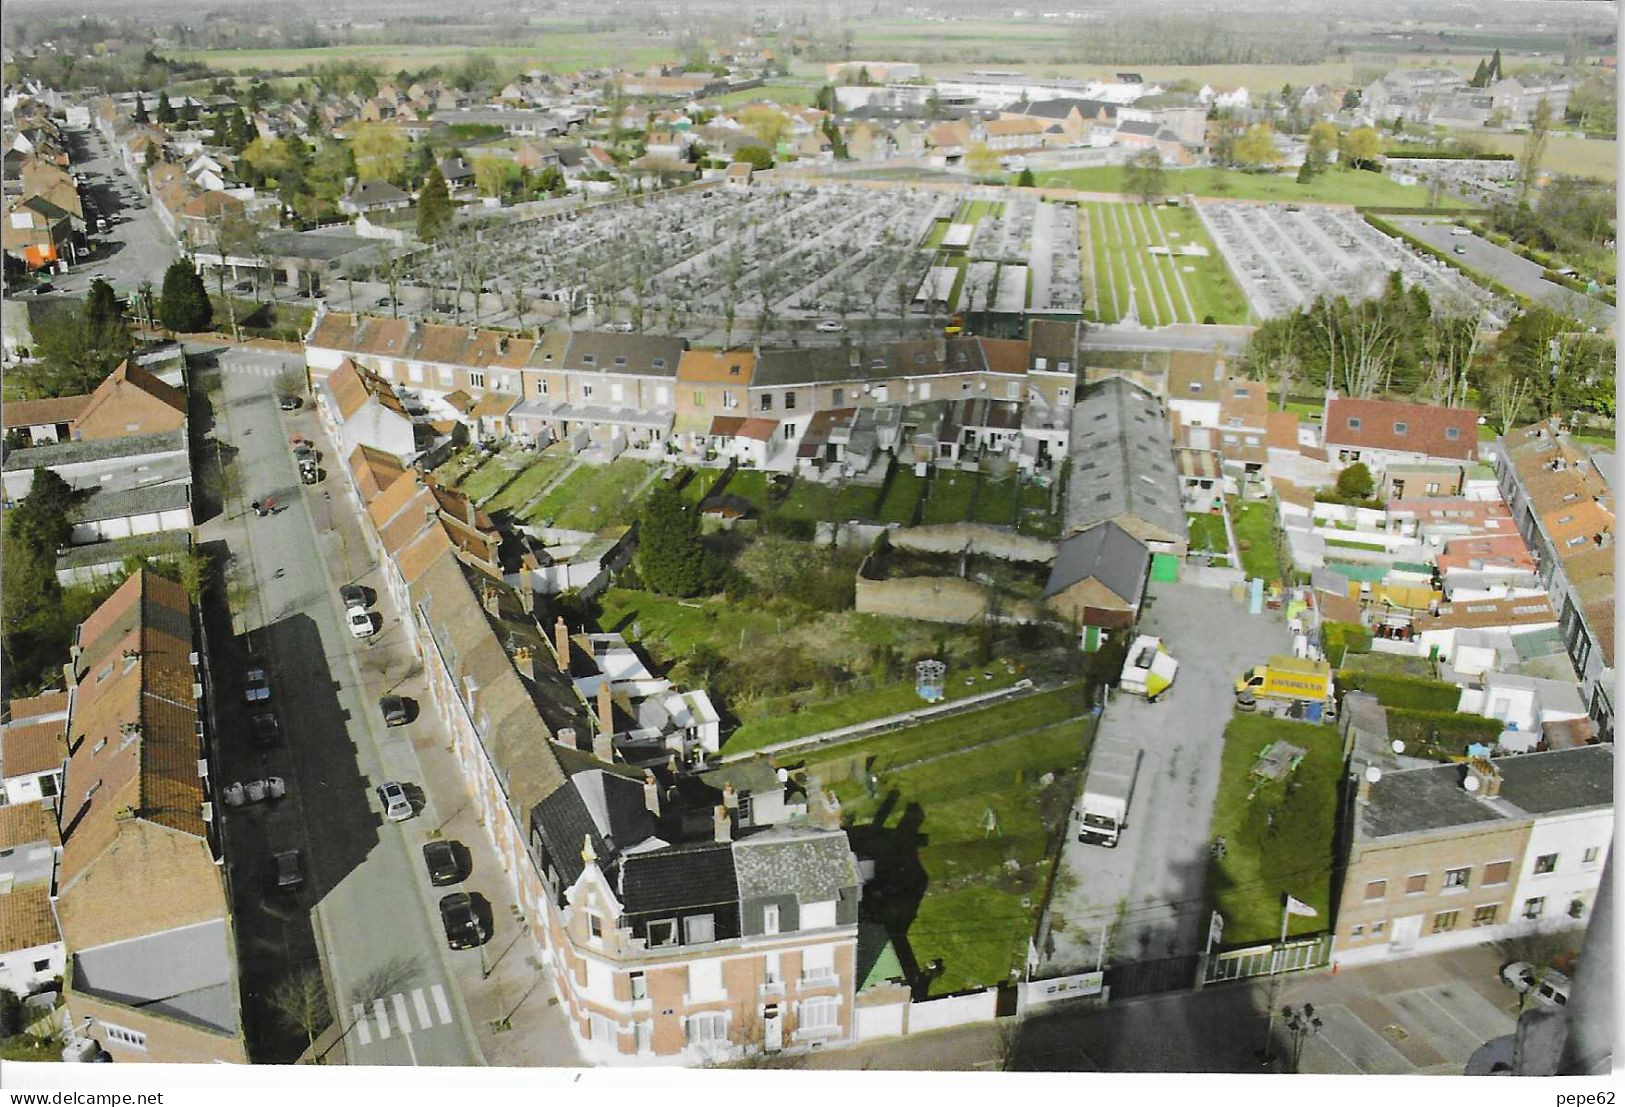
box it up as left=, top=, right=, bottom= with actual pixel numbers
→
left=1323, top=397, right=1479, bottom=472
left=55, top=571, right=247, bottom=1063
left=1335, top=749, right=1612, bottom=968
left=674, top=349, right=756, bottom=453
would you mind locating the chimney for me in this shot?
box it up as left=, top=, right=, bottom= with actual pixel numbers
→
left=553, top=616, right=570, bottom=665
left=1356, top=763, right=1380, bottom=806
left=722, top=781, right=739, bottom=810
left=556, top=726, right=578, bottom=749
left=592, top=722, right=613, bottom=763
left=809, top=788, right=843, bottom=830
left=480, top=581, right=502, bottom=617
left=713, top=804, right=732, bottom=843
left=513, top=645, right=533, bottom=680
left=517, top=585, right=536, bottom=614
left=597, top=681, right=614, bottom=738
left=1465, top=756, right=1501, bottom=798
left=642, top=769, right=661, bottom=816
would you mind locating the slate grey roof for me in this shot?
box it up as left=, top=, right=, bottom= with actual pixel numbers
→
left=755, top=343, right=948, bottom=388
left=1042, top=520, right=1149, bottom=603
left=532, top=769, right=654, bottom=888
left=1359, top=745, right=1614, bottom=841
left=69, top=482, right=191, bottom=524
left=72, top=918, right=238, bottom=1035
left=619, top=839, right=738, bottom=915
left=3, top=429, right=186, bottom=472
left=56, top=530, right=191, bottom=571
left=556, top=332, right=688, bottom=377
left=1117, top=119, right=1160, bottom=137
left=1064, top=378, right=1185, bottom=541
left=732, top=825, right=858, bottom=903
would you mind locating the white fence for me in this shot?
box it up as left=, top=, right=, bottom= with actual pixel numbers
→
left=905, top=989, right=999, bottom=1034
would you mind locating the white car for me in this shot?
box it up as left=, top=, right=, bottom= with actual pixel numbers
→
left=815, top=319, right=845, bottom=333
left=602, top=320, right=634, bottom=333
left=377, top=782, right=413, bottom=822
left=347, top=606, right=376, bottom=639
left=1449, top=227, right=1472, bottom=236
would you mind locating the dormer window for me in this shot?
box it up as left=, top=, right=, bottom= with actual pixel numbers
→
left=728, top=364, right=740, bottom=376
left=614, top=356, right=628, bottom=367
left=1445, top=427, right=1460, bottom=440
left=651, top=357, right=666, bottom=370
left=581, top=354, right=596, bottom=365
left=1347, top=417, right=1362, bottom=430
left=589, top=915, right=603, bottom=939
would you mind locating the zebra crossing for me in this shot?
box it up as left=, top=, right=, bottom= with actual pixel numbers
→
left=352, top=983, right=455, bottom=1046
left=219, top=355, right=300, bottom=379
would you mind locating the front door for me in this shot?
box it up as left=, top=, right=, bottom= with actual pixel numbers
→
left=1390, top=914, right=1422, bottom=952
left=762, top=1004, right=782, bottom=1052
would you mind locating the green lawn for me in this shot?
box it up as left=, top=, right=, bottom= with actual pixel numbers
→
left=457, top=456, right=524, bottom=503
left=816, top=686, right=1096, bottom=995
left=1231, top=500, right=1283, bottom=583
left=726, top=665, right=1022, bottom=753
left=973, top=476, right=1019, bottom=526
left=1152, top=204, right=1253, bottom=324
left=598, top=587, right=781, bottom=659
left=1016, top=478, right=1061, bottom=538
left=704, top=81, right=819, bottom=108
left=679, top=467, right=727, bottom=506
left=1207, top=715, right=1342, bottom=946
left=1187, top=512, right=1228, bottom=555
left=482, top=456, right=569, bottom=516
left=1038, top=166, right=1436, bottom=207
left=525, top=458, right=654, bottom=529
left=920, top=470, right=979, bottom=525
left=922, top=218, right=952, bottom=249
left=876, top=468, right=925, bottom=524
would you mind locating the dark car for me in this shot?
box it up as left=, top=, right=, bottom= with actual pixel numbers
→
left=423, top=840, right=461, bottom=886
left=380, top=695, right=411, bottom=727
left=278, top=395, right=302, bottom=411
left=438, top=893, right=487, bottom=949
left=340, top=584, right=370, bottom=609
left=250, top=709, right=280, bottom=747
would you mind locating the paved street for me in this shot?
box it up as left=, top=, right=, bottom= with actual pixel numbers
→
left=51, top=125, right=178, bottom=296
left=799, top=943, right=1519, bottom=1073
left=1393, top=216, right=1612, bottom=327
left=201, top=349, right=483, bottom=1066
left=1040, top=579, right=1291, bottom=973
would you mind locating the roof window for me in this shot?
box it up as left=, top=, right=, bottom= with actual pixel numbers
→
left=1394, top=422, right=1408, bottom=435
left=1347, top=417, right=1362, bottom=429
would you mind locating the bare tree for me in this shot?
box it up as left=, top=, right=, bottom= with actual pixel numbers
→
left=719, top=241, right=747, bottom=349
left=380, top=254, right=405, bottom=319
left=269, top=966, right=333, bottom=1055
left=1516, top=98, right=1554, bottom=208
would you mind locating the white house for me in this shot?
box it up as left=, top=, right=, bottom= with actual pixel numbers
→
left=1456, top=670, right=1588, bottom=750
left=0, top=692, right=67, bottom=806
left=317, top=357, right=420, bottom=462
left=1508, top=803, right=1612, bottom=934
left=0, top=801, right=64, bottom=998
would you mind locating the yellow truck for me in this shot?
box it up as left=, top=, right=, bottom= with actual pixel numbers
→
left=1234, top=656, right=1333, bottom=702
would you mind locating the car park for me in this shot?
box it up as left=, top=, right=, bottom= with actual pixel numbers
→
left=244, top=667, right=271, bottom=703
left=438, top=893, right=487, bottom=949
left=377, top=781, right=414, bottom=821
left=274, top=850, right=304, bottom=890
left=423, top=841, right=461, bottom=886
left=250, top=709, right=280, bottom=747
left=380, top=695, right=411, bottom=726
left=347, top=606, right=376, bottom=638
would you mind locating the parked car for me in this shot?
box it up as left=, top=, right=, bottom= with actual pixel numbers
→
left=379, top=695, right=411, bottom=727
left=423, top=840, right=461, bottom=886
left=244, top=667, right=271, bottom=703
left=250, top=710, right=280, bottom=747
left=274, top=850, right=304, bottom=890
left=815, top=319, right=844, bottom=333
left=1453, top=244, right=1467, bottom=255
left=1450, top=226, right=1472, bottom=236
left=340, top=584, right=370, bottom=609
left=438, top=892, right=487, bottom=949
left=602, top=320, right=634, bottom=333
left=278, top=395, right=302, bottom=411
left=347, top=607, right=376, bottom=638
left=377, top=781, right=413, bottom=821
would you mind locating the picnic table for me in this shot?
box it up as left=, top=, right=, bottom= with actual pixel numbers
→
left=1251, top=741, right=1307, bottom=783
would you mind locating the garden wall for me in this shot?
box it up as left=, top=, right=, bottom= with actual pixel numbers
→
left=888, top=523, right=1057, bottom=563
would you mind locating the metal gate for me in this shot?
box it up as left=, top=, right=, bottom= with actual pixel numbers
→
left=1203, top=935, right=1330, bottom=986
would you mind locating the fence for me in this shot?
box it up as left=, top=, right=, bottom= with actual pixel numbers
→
left=906, top=987, right=1000, bottom=1033
left=1202, top=934, right=1331, bottom=987
left=1018, top=969, right=1105, bottom=1011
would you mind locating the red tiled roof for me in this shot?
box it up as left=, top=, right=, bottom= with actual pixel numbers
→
left=1324, top=398, right=1478, bottom=461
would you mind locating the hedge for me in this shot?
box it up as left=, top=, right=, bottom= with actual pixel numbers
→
left=1382, top=149, right=1515, bottom=161
left=1361, top=212, right=1531, bottom=310
left=1337, top=671, right=1461, bottom=711
left=1323, top=622, right=1372, bottom=666
left=1386, top=707, right=1504, bottom=760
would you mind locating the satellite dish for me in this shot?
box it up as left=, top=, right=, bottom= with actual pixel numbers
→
left=1391, top=740, right=1406, bottom=754
left=1364, top=765, right=1382, bottom=784
left=1463, top=775, right=1480, bottom=793
left=776, top=767, right=789, bottom=783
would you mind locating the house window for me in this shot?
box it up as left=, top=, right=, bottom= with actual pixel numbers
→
left=782, top=424, right=795, bottom=442
left=761, top=394, right=773, bottom=412
left=1370, top=921, right=1384, bottom=937
left=693, top=391, right=704, bottom=406
left=582, top=384, right=594, bottom=400
left=1405, top=873, right=1427, bottom=895
left=1445, top=427, right=1460, bottom=440
left=630, top=971, right=647, bottom=1000
left=800, top=996, right=839, bottom=1032
left=1393, top=421, right=1408, bottom=435
left=1058, top=387, right=1071, bottom=404
left=1482, top=860, right=1512, bottom=885
left=785, top=392, right=797, bottom=410
left=31, top=958, right=49, bottom=972
left=684, top=914, right=716, bottom=945
left=1364, top=880, right=1387, bottom=900
left=1524, top=897, right=1545, bottom=919
left=723, top=391, right=737, bottom=409
left=1569, top=898, right=1587, bottom=919
left=102, top=1023, right=146, bottom=1050
left=581, top=354, right=596, bottom=365
left=832, top=388, right=844, bottom=406
left=469, top=371, right=485, bottom=388
left=1431, top=910, right=1459, bottom=933
left=589, top=915, right=603, bottom=939
left=647, top=919, right=678, bottom=947
left=1534, top=854, right=1558, bottom=874
left=1349, top=924, right=1364, bottom=938
left=1472, top=905, right=1498, bottom=927
left=635, top=1021, right=652, bottom=1053
left=589, top=1013, right=615, bottom=1042
left=1425, top=482, right=1440, bottom=494
left=1034, top=357, right=1047, bottom=371
left=1347, top=417, right=1362, bottom=430
left=1443, top=867, right=1470, bottom=890
left=763, top=904, right=780, bottom=936
left=1582, top=847, right=1601, bottom=866
left=685, top=1012, right=728, bottom=1045
left=652, top=358, right=666, bottom=370
left=801, top=944, right=836, bottom=984
left=538, top=379, right=549, bottom=396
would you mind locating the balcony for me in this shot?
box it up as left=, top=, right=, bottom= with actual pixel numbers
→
left=759, top=978, right=785, bottom=1000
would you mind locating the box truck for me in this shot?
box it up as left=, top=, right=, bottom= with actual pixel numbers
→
left=1076, top=735, right=1141, bottom=848
left=1119, top=635, right=1178, bottom=700
left=1234, top=656, right=1332, bottom=702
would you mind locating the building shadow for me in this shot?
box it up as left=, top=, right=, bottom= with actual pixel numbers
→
left=845, top=797, right=931, bottom=998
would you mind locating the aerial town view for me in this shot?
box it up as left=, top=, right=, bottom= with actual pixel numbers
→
left=0, top=0, right=1614, bottom=1098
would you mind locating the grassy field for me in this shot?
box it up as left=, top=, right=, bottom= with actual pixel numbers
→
left=876, top=468, right=926, bottom=524
left=526, top=458, right=655, bottom=529
left=173, top=36, right=671, bottom=77
left=481, top=456, right=570, bottom=516
left=704, top=81, right=820, bottom=108
left=806, top=684, right=1096, bottom=995
left=456, top=455, right=524, bottom=502
left=1039, top=166, right=1435, bottom=207
left=1207, top=715, right=1342, bottom=945
left=1451, top=130, right=1618, bottom=183
left=920, top=470, right=980, bottom=525
left=1153, top=204, right=1254, bottom=324
left=1231, top=500, right=1283, bottom=583
left=1187, top=512, right=1228, bottom=555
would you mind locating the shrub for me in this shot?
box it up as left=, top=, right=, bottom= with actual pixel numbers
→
left=1335, top=462, right=1375, bottom=500
left=1322, top=622, right=1372, bottom=665
left=1386, top=707, right=1504, bottom=758
left=1338, top=671, right=1461, bottom=711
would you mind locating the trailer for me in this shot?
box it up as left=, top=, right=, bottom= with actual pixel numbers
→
left=1076, top=735, right=1141, bottom=848
left=1119, top=635, right=1178, bottom=700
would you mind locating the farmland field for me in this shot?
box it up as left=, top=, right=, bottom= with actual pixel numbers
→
left=1039, top=165, right=1435, bottom=207
left=1448, top=130, right=1618, bottom=183
left=173, top=34, right=670, bottom=77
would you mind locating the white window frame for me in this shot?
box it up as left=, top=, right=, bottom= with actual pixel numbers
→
left=684, top=913, right=716, bottom=945
left=762, top=904, right=780, bottom=936
left=647, top=918, right=678, bottom=947
left=629, top=971, right=647, bottom=1000
left=798, top=995, right=839, bottom=1033
left=101, top=1022, right=147, bottom=1051
left=685, top=1011, right=729, bottom=1045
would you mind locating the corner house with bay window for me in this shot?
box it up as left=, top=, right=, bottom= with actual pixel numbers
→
left=1334, top=746, right=1612, bottom=968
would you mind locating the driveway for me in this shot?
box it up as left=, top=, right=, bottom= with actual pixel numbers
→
left=1039, top=578, right=1291, bottom=973
left=204, top=348, right=483, bottom=1066
left=1392, top=216, right=1611, bottom=327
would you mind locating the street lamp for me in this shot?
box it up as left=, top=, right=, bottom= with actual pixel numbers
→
left=1282, top=1002, right=1323, bottom=1074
